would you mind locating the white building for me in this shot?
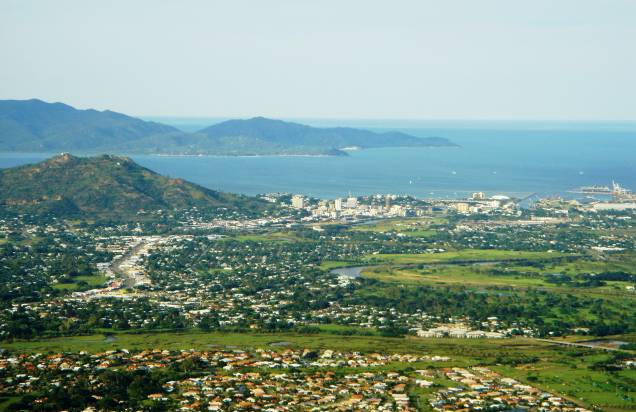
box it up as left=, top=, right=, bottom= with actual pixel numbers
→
left=454, top=203, right=470, bottom=213
left=592, top=202, right=636, bottom=212
left=291, top=195, right=305, bottom=209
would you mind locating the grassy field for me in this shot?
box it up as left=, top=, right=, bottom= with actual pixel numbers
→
left=363, top=263, right=633, bottom=291
left=533, top=252, right=636, bottom=275
left=232, top=231, right=304, bottom=243
left=1, top=330, right=548, bottom=358
left=319, top=260, right=360, bottom=270
left=361, top=265, right=552, bottom=289
left=494, top=360, right=636, bottom=411
left=52, top=274, right=108, bottom=291
left=349, top=217, right=441, bottom=238
left=2, top=331, right=635, bottom=410
left=563, top=332, right=636, bottom=345
left=311, top=323, right=379, bottom=336
left=364, top=249, right=569, bottom=264
left=360, top=260, right=636, bottom=307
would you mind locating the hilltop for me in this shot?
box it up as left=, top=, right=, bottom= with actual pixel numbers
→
left=191, top=117, right=457, bottom=155
left=0, top=99, right=457, bottom=156
left=0, top=154, right=269, bottom=218
left=0, top=99, right=182, bottom=152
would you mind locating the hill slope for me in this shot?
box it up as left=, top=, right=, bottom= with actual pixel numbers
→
left=0, top=154, right=268, bottom=218
left=0, top=99, right=183, bottom=152
left=193, top=117, right=457, bottom=155
left=0, top=99, right=457, bottom=155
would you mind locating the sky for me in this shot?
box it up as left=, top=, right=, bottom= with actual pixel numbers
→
left=1, top=0, right=635, bottom=120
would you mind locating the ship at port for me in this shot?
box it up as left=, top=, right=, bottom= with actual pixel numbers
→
left=572, top=184, right=612, bottom=194
left=611, top=180, right=632, bottom=197
left=570, top=181, right=632, bottom=197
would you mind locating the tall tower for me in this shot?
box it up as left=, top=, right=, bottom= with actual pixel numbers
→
left=291, top=195, right=305, bottom=209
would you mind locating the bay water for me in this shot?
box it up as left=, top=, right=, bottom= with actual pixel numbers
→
left=2, top=120, right=635, bottom=199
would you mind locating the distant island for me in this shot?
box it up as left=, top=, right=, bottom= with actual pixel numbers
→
left=0, top=99, right=458, bottom=156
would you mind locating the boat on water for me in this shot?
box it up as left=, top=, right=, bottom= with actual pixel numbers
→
left=569, top=181, right=632, bottom=196
left=570, top=185, right=611, bottom=194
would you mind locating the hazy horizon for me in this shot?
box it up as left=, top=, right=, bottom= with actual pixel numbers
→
left=142, top=116, right=636, bottom=135
left=2, top=0, right=635, bottom=121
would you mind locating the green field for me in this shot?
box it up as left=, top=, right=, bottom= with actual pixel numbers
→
left=52, top=274, right=108, bottom=291
left=319, top=260, right=360, bottom=270
left=349, top=217, right=441, bottom=237
left=534, top=252, right=636, bottom=275
left=233, top=231, right=302, bottom=242
left=362, top=263, right=634, bottom=293
left=1, top=330, right=541, bottom=356
left=357, top=252, right=636, bottom=303
left=361, top=265, right=552, bottom=288
left=365, top=249, right=569, bottom=264
left=494, top=361, right=636, bottom=411
left=351, top=249, right=636, bottom=347
left=355, top=250, right=636, bottom=297
left=311, top=323, right=379, bottom=336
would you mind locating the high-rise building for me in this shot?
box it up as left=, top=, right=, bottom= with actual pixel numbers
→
left=291, top=195, right=305, bottom=209
left=455, top=203, right=470, bottom=213
left=346, top=196, right=358, bottom=208
left=334, top=198, right=342, bottom=211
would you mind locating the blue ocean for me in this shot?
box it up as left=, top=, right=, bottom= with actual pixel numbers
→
left=2, top=119, right=635, bottom=199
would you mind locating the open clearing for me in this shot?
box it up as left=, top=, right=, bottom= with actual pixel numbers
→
left=349, top=217, right=441, bottom=237
left=52, top=274, right=108, bottom=291
left=364, top=249, right=570, bottom=264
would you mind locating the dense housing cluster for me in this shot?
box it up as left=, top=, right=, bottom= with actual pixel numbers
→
left=430, top=367, right=589, bottom=411
left=1, top=191, right=636, bottom=410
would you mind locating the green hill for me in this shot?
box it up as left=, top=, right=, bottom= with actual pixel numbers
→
left=0, top=99, right=182, bottom=152
left=0, top=99, right=458, bottom=155
left=192, top=117, right=456, bottom=155
left=0, top=154, right=269, bottom=218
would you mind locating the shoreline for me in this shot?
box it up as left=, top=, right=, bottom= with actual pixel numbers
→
left=152, top=153, right=342, bottom=158
left=0, top=145, right=457, bottom=159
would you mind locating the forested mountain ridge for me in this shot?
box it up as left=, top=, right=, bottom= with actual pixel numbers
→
left=194, top=116, right=457, bottom=155
left=0, top=99, right=457, bottom=155
left=0, top=99, right=181, bottom=152
left=0, top=153, right=269, bottom=218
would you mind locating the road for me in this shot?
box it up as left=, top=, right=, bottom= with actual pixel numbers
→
left=531, top=338, right=627, bottom=352
left=110, top=239, right=153, bottom=288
